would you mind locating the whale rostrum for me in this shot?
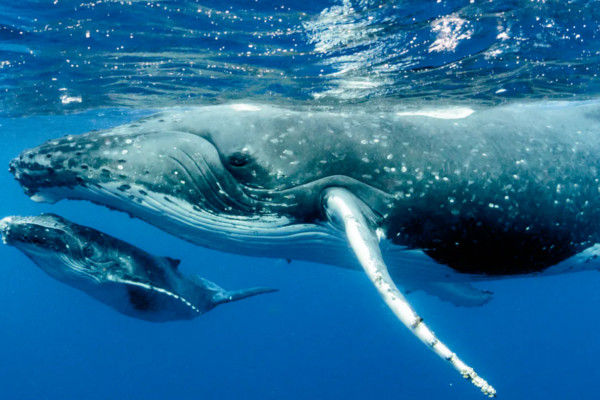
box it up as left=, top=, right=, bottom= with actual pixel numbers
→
left=11, top=101, right=600, bottom=395
left=0, top=213, right=277, bottom=322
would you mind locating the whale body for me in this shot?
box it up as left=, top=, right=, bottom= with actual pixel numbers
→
left=0, top=213, right=276, bottom=322
left=10, top=101, right=600, bottom=396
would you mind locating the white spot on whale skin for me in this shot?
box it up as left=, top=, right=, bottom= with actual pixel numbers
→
left=60, top=94, right=82, bottom=105
left=230, top=104, right=261, bottom=112
left=396, top=107, right=474, bottom=120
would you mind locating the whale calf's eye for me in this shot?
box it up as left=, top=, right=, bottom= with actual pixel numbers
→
left=83, top=245, right=94, bottom=257
left=228, top=152, right=251, bottom=168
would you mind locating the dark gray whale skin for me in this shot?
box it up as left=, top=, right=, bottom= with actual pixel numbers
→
left=0, top=214, right=276, bottom=322
left=9, top=102, right=600, bottom=276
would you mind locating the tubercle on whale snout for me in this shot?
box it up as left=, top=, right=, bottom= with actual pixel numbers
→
left=8, top=149, right=87, bottom=202
left=12, top=127, right=117, bottom=172
left=8, top=158, right=16, bottom=175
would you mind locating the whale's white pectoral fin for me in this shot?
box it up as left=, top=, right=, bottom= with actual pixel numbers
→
left=322, top=187, right=496, bottom=398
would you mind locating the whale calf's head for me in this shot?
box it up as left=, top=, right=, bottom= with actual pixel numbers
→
left=0, top=214, right=117, bottom=286
left=1, top=213, right=279, bottom=322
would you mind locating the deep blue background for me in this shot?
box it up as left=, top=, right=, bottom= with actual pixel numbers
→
left=2, top=1, right=600, bottom=399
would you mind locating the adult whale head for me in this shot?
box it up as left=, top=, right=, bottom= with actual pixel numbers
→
left=10, top=101, right=600, bottom=396
left=9, top=104, right=391, bottom=266
left=0, top=213, right=276, bottom=322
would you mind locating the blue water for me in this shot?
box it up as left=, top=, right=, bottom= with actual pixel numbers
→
left=2, top=1, right=600, bottom=399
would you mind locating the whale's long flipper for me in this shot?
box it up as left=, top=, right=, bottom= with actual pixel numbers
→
left=323, top=187, right=496, bottom=398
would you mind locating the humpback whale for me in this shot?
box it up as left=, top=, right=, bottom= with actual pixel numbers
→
left=0, top=213, right=276, bottom=322
left=10, top=101, right=600, bottom=396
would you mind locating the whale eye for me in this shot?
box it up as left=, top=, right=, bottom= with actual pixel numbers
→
left=228, top=152, right=251, bottom=168
left=83, top=245, right=94, bottom=257
left=223, top=149, right=269, bottom=188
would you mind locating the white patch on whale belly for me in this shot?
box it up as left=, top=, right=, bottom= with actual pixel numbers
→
left=396, top=107, right=475, bottom=119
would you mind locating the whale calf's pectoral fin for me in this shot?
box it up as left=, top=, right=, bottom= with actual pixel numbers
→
left=322, top=187, right=496, bottom=397
left=189, top=275, right=278, bottom=305
left=413, top=282, right=494, bottom=308
left=216, top=287, right=279, bottom=305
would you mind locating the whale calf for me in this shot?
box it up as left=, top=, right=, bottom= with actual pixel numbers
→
left=11, top=101, right=600, bottom=395
left=0, top=213, right=276, bottom=322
